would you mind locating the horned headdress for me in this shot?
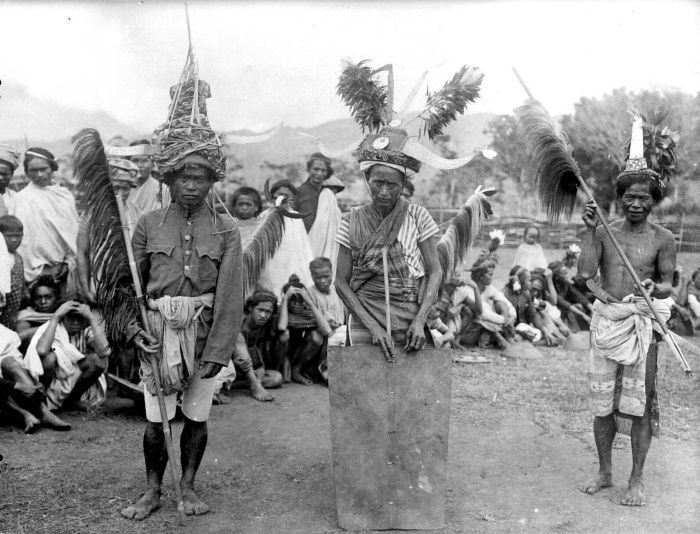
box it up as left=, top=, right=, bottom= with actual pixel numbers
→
left=333, top=59, right=496, bottom=281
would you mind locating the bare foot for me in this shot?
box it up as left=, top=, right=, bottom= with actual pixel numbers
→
left=39, top=406, right=71, bottom=431
left=250, top=383, right=274, bottom=402
left=291, top=368, right=313, bottom=386
left=181, top=487, right=210, bottom=515
left=620, top=479, right=646, bottom=506
left=579, top=473, right=613, bottom=495
left=23, top=413, right=41, bottom=434
left=120, top=490, right=161, bottom=521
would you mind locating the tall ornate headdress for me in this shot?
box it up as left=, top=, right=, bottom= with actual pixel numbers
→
left=618, top=110, right=679, bottom=188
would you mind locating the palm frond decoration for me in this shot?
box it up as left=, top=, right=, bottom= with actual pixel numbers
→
left=72, top=128, right=139, bottom=345
left=623, top=108, right=679, bottom=183
left=437, top=185, right=496, bottom=283
left=515, top=99, right=581, bottom=221
left=420, top=66, right=484, bottom=140
left=242, top=209, right=286, bottom=298
left=337, top=60, right=388, bottom=133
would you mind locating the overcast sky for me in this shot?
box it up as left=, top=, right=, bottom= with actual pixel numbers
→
left=1, top=0, right=699, bottom=132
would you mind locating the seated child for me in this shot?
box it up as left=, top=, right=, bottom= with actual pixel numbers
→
left=306, top=257, right=346, bottom=381
left=278, top=274, right=331, bottom=385
left=0, top=215, right=27, bottom=330
left=215, top=288, right=285, bottom=403
left=16, top=275, right=62, bottom=353
left=23, top=298, right=109, bottom=411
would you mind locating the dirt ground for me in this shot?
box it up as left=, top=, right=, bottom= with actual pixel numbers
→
left=2, top=341, right=699, bottom=534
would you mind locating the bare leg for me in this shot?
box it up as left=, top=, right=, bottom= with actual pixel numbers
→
left=180, top=417, right=209, bottom=515
left=579, top=414, right=615, bottom=494
left=37, top=403, right=71, bottom=431
left=62, top=354, right=107, bottom=409
left=39, top=351, right=57, bottom=390
left=621, top=342, right=656, bottom=506
left=120, top=422, right=168, bottom=520
left=291, top=332, right=322, bottom=386
left=248, top=367, right=274, bottom=402
left=4, top=397, right=40, bottom=434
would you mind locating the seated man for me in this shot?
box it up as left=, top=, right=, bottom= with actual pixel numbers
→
left=0, top=323, right=70, bottom=432
left=16, top=275, right=61, bottom=353
left=277, top=275, right=331, bottom=385
left=550, top=260, right=593, bottom=331
left=457, top=254, right=515, bottom=349
left=23, top=298, right=109, bottom=411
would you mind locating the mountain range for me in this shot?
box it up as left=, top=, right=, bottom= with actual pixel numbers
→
left=1, top=82, right=497, bottom=189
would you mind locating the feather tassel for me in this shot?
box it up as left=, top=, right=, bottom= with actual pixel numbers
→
left=72, top=128, right=139, bottom=346
left=337, top=60, right=387, bottom=133
left=515, top=99, right=581, bottom=221
left=421, top=66, right=484, bottom=140
left=437, top=185, right=496, bottom=282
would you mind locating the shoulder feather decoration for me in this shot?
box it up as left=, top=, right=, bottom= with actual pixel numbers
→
left=515, top=99, right=581, bottom=221
left=420, top=66, right=484, bottom=140
left=72, top=128, right=139, bottom=345
left=337, top=60, right=388, bottom=133
left=437, top=185, right=496, bottom=283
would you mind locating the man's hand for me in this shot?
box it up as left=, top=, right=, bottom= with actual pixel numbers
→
left=636, top=278, right=655, bottom=297
left=53, top=300, right=80, bottom=319
left=370, top=325, right=396, bottom=363
left=198, top=361, right=224, bottom=379
left=544, top=268, right=553, bottom=279
left=582, top=200, right=599, bottom=229
left=134, top=330, right=160, bottom=354
left=14, top=381, right=44, bottom=402
left=75, top=303, right=95, bottom=322
left=405, top=319, right=427, bottom=352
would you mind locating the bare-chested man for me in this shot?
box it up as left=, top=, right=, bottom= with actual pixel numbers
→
left=577, top=170, right=675, bottom=506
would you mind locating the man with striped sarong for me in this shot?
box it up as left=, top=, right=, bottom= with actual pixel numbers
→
left=577, top=116, right=676, bottom=507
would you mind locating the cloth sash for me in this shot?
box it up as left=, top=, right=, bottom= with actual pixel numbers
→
left=140, top=293, right=214, bottom=395
left=348, top=198, right=410, bottom=293
left=590, top=298, right=670, bottom=366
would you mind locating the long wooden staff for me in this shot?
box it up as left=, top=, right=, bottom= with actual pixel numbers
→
left=382, top=247, right=394, bottom=361
left=513, top=69, right=692, bottom=375
left=116, top=195, right=187, bottom=524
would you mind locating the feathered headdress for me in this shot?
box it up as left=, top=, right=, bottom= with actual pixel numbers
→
left=72, top=129, right=139, bottom=345
left=333, top=60, right=488, bottom=172
left=515, top=99, right=582, bottom=220
left=619, top=109, right=679, bottom=187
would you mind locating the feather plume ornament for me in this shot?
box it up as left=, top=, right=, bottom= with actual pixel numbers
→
left=622, top=109, right=679, bottom=183
left=420, top=66, right=484, bottom=140
left=516, top=99, right=582, bottom=221
left=72, top=128, right=139, bottom=346
left=337, top=60, right=388, bottom=133
left=437, top=185, right=496, bottom=283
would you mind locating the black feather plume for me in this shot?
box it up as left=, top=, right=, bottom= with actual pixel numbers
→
left=421, top=66, right=484, bottom=140
left=72, top=128, right=139, bottom=346
left=337, top=60, right=387, bottom=133
left=516, top=99, right=581, bottom=221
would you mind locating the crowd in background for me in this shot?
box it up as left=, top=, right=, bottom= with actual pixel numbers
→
left=1, top=142, right=699, bottom=435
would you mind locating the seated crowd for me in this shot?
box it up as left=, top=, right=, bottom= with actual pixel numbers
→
left=1, top=144, right=698, bottom=436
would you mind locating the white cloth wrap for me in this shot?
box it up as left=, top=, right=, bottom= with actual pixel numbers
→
left=590, top=297, right=671, bottom=366
left=142, top=293, right=214, bottom=396
left=307, top=188, right=342, bottom=271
